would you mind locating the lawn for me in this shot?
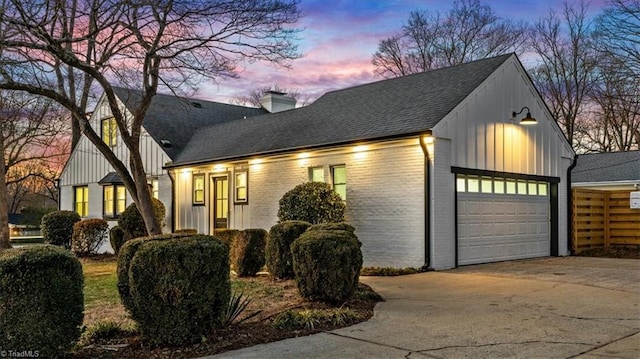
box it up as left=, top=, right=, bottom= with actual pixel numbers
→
left=74, top=256, right=381, bottom=358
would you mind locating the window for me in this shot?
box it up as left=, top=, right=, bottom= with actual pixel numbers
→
left=150, top=179, right=159, bottom=199
left=331, top=165, right=346, bottom=200
left=193, top=174, right=205, bottom=205
left=101, top=118, right=117, bottom=147
left=234, top=170, right=248, bottom=204
left=104, top=185, right=126, bottom=218
left=74, top=186, right=89, bottom=217
left=309, top=167, right=324, bottom=182
left=455, top=174, right=549, bottom=197
left=456, top=175, right=466, bottom=192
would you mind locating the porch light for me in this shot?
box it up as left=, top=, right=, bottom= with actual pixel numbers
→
left=512, top=106, right=537, bottom=125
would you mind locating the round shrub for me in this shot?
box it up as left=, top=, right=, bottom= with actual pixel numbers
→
left=117, top=198, right=166, bottom=239
left=291, top=229, right=363, bottom=302
left=266, top=221, right=311, bottom=279
left=109, top=226, right=127, bottom=255
left=277, top=182, right=345, bottom=224
left=71, top=218, right=109, bottom=257
left=128, top=235, right=230, bottom=345
left=0, top=246, right=84, bottom=358
left=232, top=229, right=268, bottom=277
left=307, top=222, right=355, bottom=233
left=117, top=232, right=196, bottom=315
left=41, top=210, right=81, bottom=249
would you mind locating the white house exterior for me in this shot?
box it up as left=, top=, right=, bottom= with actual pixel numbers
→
left=58, top=88, right=265, bottom=252
left=164, top=54, right=575, bottom=270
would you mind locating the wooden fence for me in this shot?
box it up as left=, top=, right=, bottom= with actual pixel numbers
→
left=572, top=189, right=640, bottom=253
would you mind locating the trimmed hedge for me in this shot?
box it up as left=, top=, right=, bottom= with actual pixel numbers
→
left=41, top=210, right=81, bottom=249
left=307, top=222, right=355, bottom=233
left=0, top=246, right=84, bottom=358
left=71, top=218, right=109, bottom=257
left=266, top=221, right=311, bottom=279
left=277, top=182, right=345, bottom=224
left=127, top=236, right=230, bottom=345
left=117, top=198, right=165, bottom=239
left=214, top=229, right=241, bottom=266
left=109, top=226, right=127, bottom=255
left=117, top=232, right=196, bottom=315
left=232, top=229, right=268, bottom=277
left=291, top=229, right=362, bottom=302
left=175, top=228, right=198, bottom=234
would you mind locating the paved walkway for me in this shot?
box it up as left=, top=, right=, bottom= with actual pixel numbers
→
left=207, top=257, right=640, bottom=358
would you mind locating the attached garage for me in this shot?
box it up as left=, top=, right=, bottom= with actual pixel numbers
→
left=454, top=173, right=557, bottom=266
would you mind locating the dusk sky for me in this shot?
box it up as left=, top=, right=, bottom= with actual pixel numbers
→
left=196, top=0, right=609, bottom=105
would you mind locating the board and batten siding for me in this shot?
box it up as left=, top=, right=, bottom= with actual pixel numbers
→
left=58, top=94, right=173, bottom=235
left=173, top=139, right=426, bottom=268
left=429, top=56, right=575, bottom=269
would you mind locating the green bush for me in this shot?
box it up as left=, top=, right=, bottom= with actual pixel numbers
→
left=109, top=226, right=127, bottom=255
left=117, top=232, right=196, bottom=315
left=117, top=198, right=165, bottom=239
left=277, top=182, right=345, bottom=224
left=175, top=228, right=198, bottom=234
left=266, top=221, right=311, bottom=279
left=291, top=229, right=362, bottom=302
left=41, top=210, right=81, bottom=249
left=0, top=246, right=84, bottom=358
left=307, top=222, right=355, bottom=233
left=232, top=229, right=268, bottom=277
left=127, top=235, right=230, bottom=345
left=71, top=218, right=109, bottom=257
left=213, top=229, right=240, bottom=248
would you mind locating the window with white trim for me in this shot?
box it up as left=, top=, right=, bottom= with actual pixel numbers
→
left=331, top=165, right=346, bottom=200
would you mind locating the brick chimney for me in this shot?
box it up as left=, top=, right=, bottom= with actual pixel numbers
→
left=260, top=91, right=296, bottom=113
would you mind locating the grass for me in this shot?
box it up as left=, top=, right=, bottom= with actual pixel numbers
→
left=82, top=258, right=119, bottom=309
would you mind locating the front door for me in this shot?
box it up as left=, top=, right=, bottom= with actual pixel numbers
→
left=212, top=176, right=229, bottom=230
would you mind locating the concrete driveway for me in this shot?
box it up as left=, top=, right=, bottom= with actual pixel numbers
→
left=209, top=257, right=640, bottom=358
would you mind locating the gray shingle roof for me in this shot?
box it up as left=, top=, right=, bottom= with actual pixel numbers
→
left=572, top=151, right=640, bottom=183
left=98, top=172, right=123, bottom=185
left=112, top=87, right=267, bottom=160
left=172, top=54, right=513, bottom=166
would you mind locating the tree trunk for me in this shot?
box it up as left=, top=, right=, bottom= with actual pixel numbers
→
left=71, top=114, right=81, bottom=149
left=0, top=132, right=13, bottom=250
left=131, top=151, right=162, bottom=236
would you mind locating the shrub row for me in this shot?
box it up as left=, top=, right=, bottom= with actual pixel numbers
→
left=0, top=246, right=84, bottom=358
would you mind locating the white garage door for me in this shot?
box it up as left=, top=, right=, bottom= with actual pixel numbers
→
left=456, top=174, right=550, bottom=266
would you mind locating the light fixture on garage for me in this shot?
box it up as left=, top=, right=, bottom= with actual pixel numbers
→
left=512, top=106, right=537, bottom=125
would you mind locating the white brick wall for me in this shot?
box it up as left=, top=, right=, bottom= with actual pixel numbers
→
left=173, top=139, right=427, bottom=268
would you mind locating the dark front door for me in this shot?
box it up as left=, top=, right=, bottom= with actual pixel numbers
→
left=212, top=176, right=228, bottom=230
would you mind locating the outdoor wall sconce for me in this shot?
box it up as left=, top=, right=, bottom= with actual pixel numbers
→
left=512, top=106, right=537, bottom=125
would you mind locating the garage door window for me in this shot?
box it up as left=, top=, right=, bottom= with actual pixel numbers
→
left=456, top=174, right=547, bottom=196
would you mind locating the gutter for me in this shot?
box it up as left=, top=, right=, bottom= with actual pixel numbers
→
left=567, top=155, right=578, bottom=255
left=418, top=135, right=432, bottom=270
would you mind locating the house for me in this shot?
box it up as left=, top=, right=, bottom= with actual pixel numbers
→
left=60, top=54, right=575, bottom=268
left=570, top=151, right=640, bottom=252
left=58, top=88, right=266, bottom=251
left=572, top=151, right=640, bottom=191
left=164, top=53, right=575, bottom=269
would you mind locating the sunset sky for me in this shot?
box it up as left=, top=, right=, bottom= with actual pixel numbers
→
left=195, top=0, right=609, bottom=105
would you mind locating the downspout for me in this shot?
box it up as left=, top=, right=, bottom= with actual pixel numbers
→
left=168, top=170, right=176, bottom=233
left=567, top=154, right=578, bottom=255
left=419, top=135, right=431, bottom=270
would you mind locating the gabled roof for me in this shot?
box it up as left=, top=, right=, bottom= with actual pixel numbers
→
left=572, top=151, right=640, bottom=183
left=112, top=87, right=267, bottom=160
left=171, top=54, right=513, bottom=166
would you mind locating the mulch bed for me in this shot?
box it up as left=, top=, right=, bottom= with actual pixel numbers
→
left=70, top=283, right=380, bottom=359
left=576, top=246, right=640, bottom=259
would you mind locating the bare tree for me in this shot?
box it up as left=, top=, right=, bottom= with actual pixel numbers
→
left=530, top=1, right=598, bottom=149
left=594, top=0, right=640, bottom=81
left=372, top=0, right=528, bottom=78
left=0, top=91, right=67, bottom=249
left=233, top=84, right=304, bottom=108
left=0, top=0, right=302, bottom=239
